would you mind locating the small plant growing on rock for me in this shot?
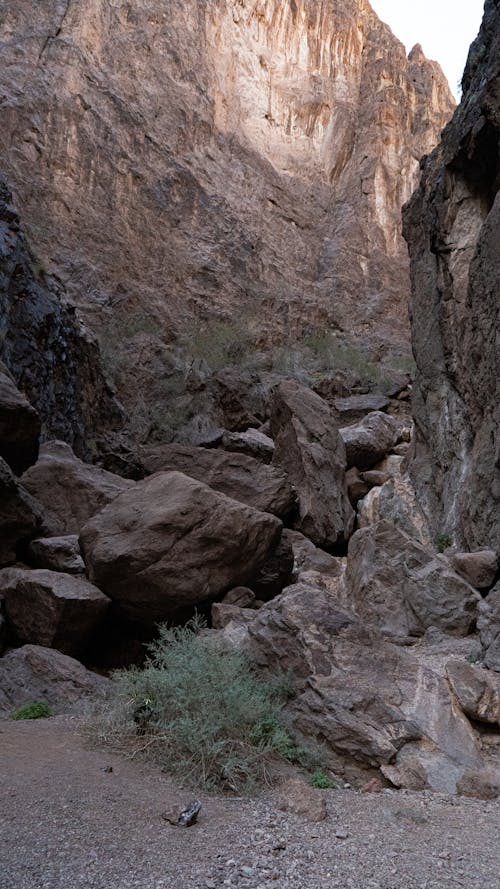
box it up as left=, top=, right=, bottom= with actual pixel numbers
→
left=90, top=616, right=308, bottom=793
left=435, top=533, right=452, bottom=553
left=11, top=701, right=51, bottom=720
left=309, top=769, right=337, bottom=789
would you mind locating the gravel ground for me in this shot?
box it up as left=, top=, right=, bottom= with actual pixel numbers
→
left=1, top=717, right=499, bottom=889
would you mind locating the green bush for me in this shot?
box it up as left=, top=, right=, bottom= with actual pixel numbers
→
left=309, top=769, right=337, bottom=789
left=90, top=617, right=309, bottom=792
left=435, top=533, right=452, bottom=553
left=11, top=701, right=51, bottom=720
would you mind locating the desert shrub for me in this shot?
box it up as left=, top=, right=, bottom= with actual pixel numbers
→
left=309, top=769, right=337, bottom=789
left=89, top=617, right=309, bottom=792
left=187, top=321, right=256, bottom=373
left=11, top=701, right=51, bottom=720
left=435, top=533, right=452, bottom=553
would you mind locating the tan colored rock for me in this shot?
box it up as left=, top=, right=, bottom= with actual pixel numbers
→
left=21, top=441, right=133, bottom=534
left=222, top=587, right=256, bottom=608
left=80, top=471, right=282, bottom=624
left=450, top=551, right=498, bottom=590
left=28, top=536, right=85, bottom=575
left=278, top=778, right=327, bottom=823
left=446, top=662, right=500, bottom=726
left=340, top=412, right=404, bottom=470
left=357, top=472, right=432, bottom=546
left=346, top=521, right=480, bottom=637
left=271, top=381, right=354, bottom=549
left=0, top=644, right=109, bottom=714
left=139, top=443, right=295, bottom=518
left=0, top=363, right=40, bottom=474
left=0, top=568, right=110, bottom=655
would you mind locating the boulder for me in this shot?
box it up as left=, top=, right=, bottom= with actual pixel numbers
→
left=446, top=662, right=500, bottom=726
left=0, top=644, right=109, bottom=714
left=80, top=471, right=282, bottom=624
left=0, top=363, right=40, bottom=474
left=221, top=587, right=256, bottom=608
left=345, top=521, right=480, bottom=637
left=28, top=536, right=85, bottom=575
left=333, top=393, right=391, bottom=424
left=21, top=440, right=133, bottom=534
left=357, top=472, right=432, bottom=546
left=211, top=603, right=255, bottom=630
left=173, top=413, right=224, bottom=448
left=478, top=584, right=500, bottom=672
left=450, top=551, right=498, bottom=590
left=250, top=535, right=294, bottom=601
left=340, top=411, right=404, bottom=470
left=0, top=457, right=45, bottom=566
left=139, top=443, right=295, bottom=518
left=278, top=777, right=327, bottom=822
left=0, top=568, right=110, bottom=655
left=211, top=368, right=268, bottom=431
left=346, top=467, right=370, bottom=506
left=284, top=529, right=345, bottom=578
left=270, top=381, right=354, bottom=549
left=221, top=429, right=275, bottom=463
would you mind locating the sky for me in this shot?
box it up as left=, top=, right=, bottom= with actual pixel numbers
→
left=369, top=0, right=485, bottom=99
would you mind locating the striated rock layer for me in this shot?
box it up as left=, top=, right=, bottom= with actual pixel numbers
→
left=404, top=0, right=500, bottom=550
left=0, top=0, right=454, bottom=364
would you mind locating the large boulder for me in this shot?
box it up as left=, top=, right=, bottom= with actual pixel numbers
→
left=446, top=661, right=500, bottom=726
left=340, top=411, right=404, bottom=470
left=0, top=363, right=40, bottom=474
left=28, top=536, right=85, bottom=575
left=270, top=381, right=354, bottom=550
left=80, top=471, right=282, bottom=623
left=450, top=551, right=498, bottom=590
left=478, top=583, right=500, bottom=672
left=0, top=457, right=45, bottom=566
left=0, top=644, right=109, bottom=714
left=139, top=443, right=295, bottom=518
left=221, top=429, right=275, bottom=463
left=0, top=568, right=110, bottom=655
left=21, top=441, right=133, bottom=534
left=345, top=521, right=480, bottom=637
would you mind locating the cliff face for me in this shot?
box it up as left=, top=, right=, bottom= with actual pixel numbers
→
left=0, top=180, right=122, bottom=457
left=0, top=0, right=454, bottom=358
left=404, top=0, right=500, bottom=550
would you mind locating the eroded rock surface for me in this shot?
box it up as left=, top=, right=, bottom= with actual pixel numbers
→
left=0, top=457, right=46, bottom=566
left=0, top=362, right=40, bottom=474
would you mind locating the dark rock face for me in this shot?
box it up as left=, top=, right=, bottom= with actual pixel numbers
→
left=0, top=362, right=40, bottom=474
left=0, top=457, right=46, bottom=566
left=0, top=180, right=122, bottom=458
left=404, top=0, right=500, bottom=549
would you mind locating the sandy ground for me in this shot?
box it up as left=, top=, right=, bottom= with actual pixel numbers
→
left=0, top=716, right=499, bottom=889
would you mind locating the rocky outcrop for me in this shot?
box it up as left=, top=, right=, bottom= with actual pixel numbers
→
left=0, top=180, right=122, bottom=458
left=0, top=1, right=453, bottom=420
left=80, top=470, right=283, bottom=624
left=404, top=0, right=500, bottom=550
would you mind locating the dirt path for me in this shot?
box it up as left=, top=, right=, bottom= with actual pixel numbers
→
left=0, top=717, right=499, bottom=889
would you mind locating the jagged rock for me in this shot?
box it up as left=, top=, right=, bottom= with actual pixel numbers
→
left=345, top=521, right=480, bottom=637
left=0, top=644, right=109, bottom=714
left=221, top=429, right=275, bottom=464
left=357, top=472, right=432, bottom=546
left=221, top=587, right=256, bottom=608
left=0, top=362, right=40, bottom=474
left=284, top=529, right=345, bottom=578
left=404, top=0, right=500, bottom=550
left=0, top=457, right=46, bottom=566
left=211, top=368, right=268, bottom=431
left=139, top=443, right=295, bottom=518
left=250, top=535, right=294, bottom=601
left=80, top=471, right=282, bottom=624
left=346, top=467, right=370, bottom=506
left=270, top=381, right=354, bottom=549
left=0, top=568, right=110, bottom=655
left=450, top=551, right=498, bottom=590
left=278, top=778, right=327, bottom=823
left=173, top=414, right=224, bottom=448
left=446, top=662, right=500, bottom=726
left=478, top=583, right=500, bottom=672
left=340, top=412, right=404, bottom=470
left=362, top=470, right=390, bottom=488
left=21, top=441, right=133, bottom=534
left=333, top=394, right=391, bottom=424
left=28, top=536, right=85, bottom=575
left=211, top=603, right=255, bottom=630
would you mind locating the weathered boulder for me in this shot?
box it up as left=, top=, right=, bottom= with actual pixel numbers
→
left=0, top=568, right=110, bottom=655
left=211, top=603, right=255, bottom=631
left=345, top=521, right=480, bottom=637
left=278, top=777, right=327, bottom=823
left=221, top=587, right=256, bottom=608
left=333, top=394, right=391, bottom=424
left=446, top=661, right=500, bottom=726
left=478, top=583, right=500, bottom=672
left=404, top=0, right=500, bottom=550
left=0, top=363, right=40, bottom=474
left=139, top=443, right=295, bottom=518
left=357, top=471, right=432, bottom=546
left=270, top=381, right=354, bottom=550
left=80, top=471, right=282, bottom=623
left=450, top=551, right=498, bottom=590
left=28, top=536, right=85, bottom=575
left=284, top=529, right=345, bottom=578
left=346, top=467, right=370, bottom=506
left=21, top=441, right=133, bottom=534
left=340, top=411, right=404, bottom=470
left=221, top=429, right=275, bottom=464
left=0, top=457, right=45, bottom=566
left=0, top=644, right=109, bottom=714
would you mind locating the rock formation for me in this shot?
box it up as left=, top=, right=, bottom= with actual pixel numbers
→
left=404, top=0, right=500, bottom=550
left=0, top=0, right=453, bottom=401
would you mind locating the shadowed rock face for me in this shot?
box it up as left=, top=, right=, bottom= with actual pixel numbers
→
left=0, top=0, right=453, bottom=368
left=404, top=0, right=500, bottom=550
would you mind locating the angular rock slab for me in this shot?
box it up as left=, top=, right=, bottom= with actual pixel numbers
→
left=446, top=661, right=500, bottom=726
left=0, top=644, right=109, bottom=714
left=270, top=381, right=354, bottom=550
left=478, top=583, right=500, bottom=672
left=0, top=456, right=45, bottom=566
left=21, top=440, right=133, bottom=534
left=346, top=521, right=480, bottom=637
left=139, top=443, right=295, bottom=518
left=28, top=535, right=85, bottom=575
left=1, top=568, right=110, bottom=655
left=340, top=411, right=404, bottom=470
left=80, top=471, right=282, bottom=624
left=0, top=363, right=40, bottom=474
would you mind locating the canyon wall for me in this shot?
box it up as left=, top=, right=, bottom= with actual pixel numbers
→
left=0, top=0, right=454, bottom=363
left=404, top=0, right=500, bottom=550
